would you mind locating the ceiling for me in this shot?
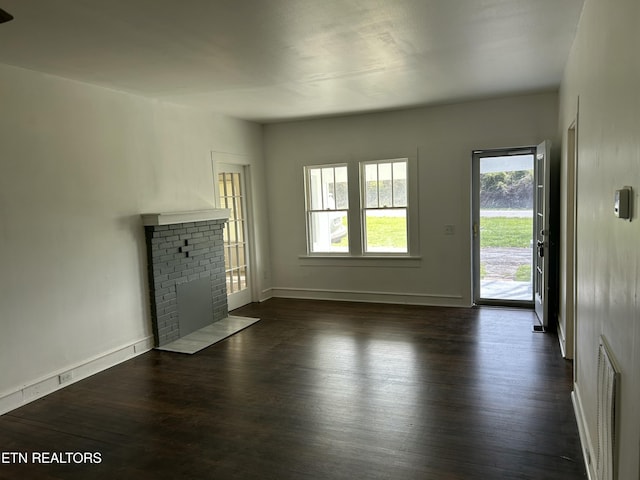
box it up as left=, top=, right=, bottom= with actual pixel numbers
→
left=0, top=0, right=584, bottom=123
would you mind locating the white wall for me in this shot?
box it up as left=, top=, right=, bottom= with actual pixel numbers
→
left=264, top=92, right=559, bottom=306
left=559, top=0, right=640, bottom=478
left=0, top=64, right=269, bottom=411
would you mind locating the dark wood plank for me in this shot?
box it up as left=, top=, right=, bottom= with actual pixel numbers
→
left=0, top=299, right=586, bottom=479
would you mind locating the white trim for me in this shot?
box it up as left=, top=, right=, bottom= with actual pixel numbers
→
left=271, top=287, right=465, bottom=307
left=360, top=158, right=410, bottom=255
left=141, top=209, right=230, bottom=226
left=572, top=383, right=596, bottom=480
left=298, top=255, right=421, bottom=268
left=304, top=163, right=350, bottom=255
left=259, top=288, right=274, bottom=302
left=557, top=316, right=567, bottom=358
left=0, top=335, right=153, bottom=416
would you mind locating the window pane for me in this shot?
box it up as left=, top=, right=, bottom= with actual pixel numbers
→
left=233, top=268, right=241, bottom=292
left=227, top=220, right=237, bottom=243
left=309, top=166, right=348, bottom=211
left=321, top=167, right=335, bottom=206
left=234, top=197, right=243, bottom=221
left=378, top=163, right=392, bottom=208
left=232, top=173, right=241, bottom=197
left=393, top=162, right=407, bottom=207
left=308, top=168, right=323, bottom=210
left=309, top=211, right=348, bottom=253
left=226, top=270, right=233, bottom=293
left=237, top=245, right=245, bottom=266
left=236, top=221, right=244, bottom=243
left=334, top=166, right=349, bottom=209
left=364, top=209, right=407, bottom=253
left=239, top=267, right=247, bottom=290
left=365, top=163, right=378, bottom=208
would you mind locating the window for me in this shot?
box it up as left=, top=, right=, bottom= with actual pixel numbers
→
left=304, top=158, right=412, bottom=257
left=304, top=164, right=349, bottom=253
left=361, top=159, right=408, bottom=253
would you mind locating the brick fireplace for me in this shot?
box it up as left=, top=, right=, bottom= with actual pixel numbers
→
left=142, top=209, right=230, bottom=347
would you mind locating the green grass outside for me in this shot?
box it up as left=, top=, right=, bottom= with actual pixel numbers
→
left=480, top=217, right=532, bottom=248
left=335, top=216, right=532, bottom=249
left=366, top=216, right=407, bottom=249
left=334, top=216, right=407, bottom=249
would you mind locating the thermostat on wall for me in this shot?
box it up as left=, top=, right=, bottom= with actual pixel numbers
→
left=614, top=187, right=631, bottom=219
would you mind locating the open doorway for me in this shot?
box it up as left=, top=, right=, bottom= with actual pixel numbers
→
left=472, top=148, right=536, bottom=306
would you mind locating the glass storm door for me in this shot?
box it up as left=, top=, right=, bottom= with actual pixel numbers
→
left=473, top=148, right=536, bottom=306
left=218, top=164, right=251, bottom=310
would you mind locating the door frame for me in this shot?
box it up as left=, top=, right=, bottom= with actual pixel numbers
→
left=472, top=146, right=537, bottom=308
left=562, top=121, right=578, bottom=358
left=212, top=152, right=257, bottom=311
left=561, top=103, right=579, bottom=363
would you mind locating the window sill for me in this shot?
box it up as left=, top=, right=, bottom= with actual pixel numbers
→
left=298, top=254, right=422, bottom=268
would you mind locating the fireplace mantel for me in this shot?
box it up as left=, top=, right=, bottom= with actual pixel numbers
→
left=141, top=209, right=231, bottom=226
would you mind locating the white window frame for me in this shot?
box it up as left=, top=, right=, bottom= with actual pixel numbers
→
left=304, top=163, right=350, bottom=255
left=360, top=158, right=409, bottom=255
left=302, top=156, right=418, bottom=261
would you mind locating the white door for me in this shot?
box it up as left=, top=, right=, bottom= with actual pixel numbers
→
left=217, top=164, right=252, bottom=311
left=534, top=141, right=551, bottom=329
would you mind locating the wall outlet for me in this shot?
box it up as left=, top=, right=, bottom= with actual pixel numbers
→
left=58, top=372, right=73, bottom=385
left=444, top=224, right=455, bottom=235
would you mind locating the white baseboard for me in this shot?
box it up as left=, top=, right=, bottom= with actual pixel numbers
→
left=259, top=288, right=273, bottom=302
left=0, top=335, right=154, bottom=416
left=270, top=287, right=467, bottom=307
left=572, top=383, right=596, bottom=480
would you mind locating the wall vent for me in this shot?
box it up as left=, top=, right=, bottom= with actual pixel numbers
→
left=596, top=337, right=619, bottom=480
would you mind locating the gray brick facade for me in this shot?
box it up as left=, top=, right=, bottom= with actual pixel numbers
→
left=144, top=219, right=228, bottom=347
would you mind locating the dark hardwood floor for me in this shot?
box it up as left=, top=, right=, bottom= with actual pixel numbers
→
left=0, top=298, right=586, bottom=479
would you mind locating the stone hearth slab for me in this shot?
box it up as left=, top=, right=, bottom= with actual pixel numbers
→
left=156, top=316, right=260, bottom=354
